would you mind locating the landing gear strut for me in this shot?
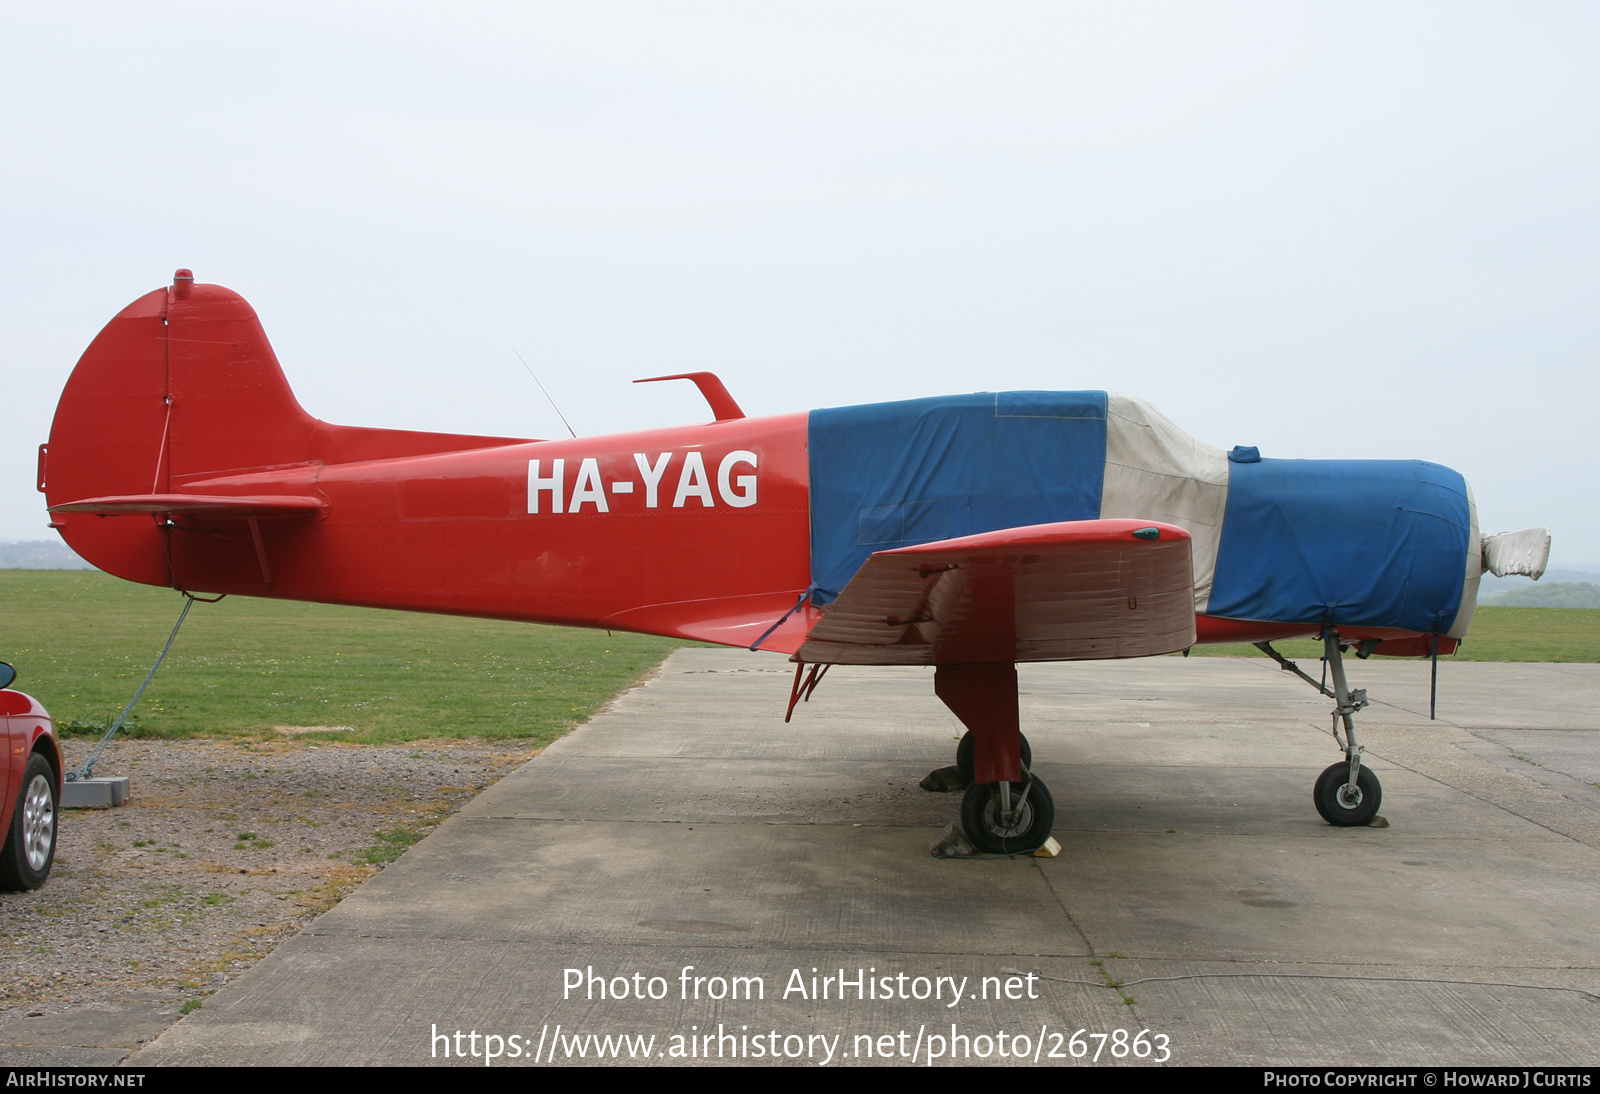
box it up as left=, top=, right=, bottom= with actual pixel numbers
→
left=1260, top=630, right=1383, bottom=826
left=932, top=663, right=1056, bottom=853
left=955, top=731, right=1031, bottom=788
left=1313, top=629, right=1382, bottom=825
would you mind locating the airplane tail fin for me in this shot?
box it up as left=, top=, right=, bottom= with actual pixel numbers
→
left=42, top=270, right=528, bottom=586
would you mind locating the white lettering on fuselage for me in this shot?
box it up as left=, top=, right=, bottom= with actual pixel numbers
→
left=528, top=458, right=564, bottom=513
left=569, top=457, right=609, bottom=513
left=634, top=452, right=671, bottom=507
left=719, top=450, right=758, bottom=508
left=527, top=452, right=759, bottom=514
left=673, top=451, right=713, bottom=508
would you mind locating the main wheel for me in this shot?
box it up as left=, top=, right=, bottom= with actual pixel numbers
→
left=960, top=777, right=1054, bottom=854
left=954, top=732, right=1032, bottom=787
left=1313, top=761, right=1381, bottom=827
left=0, top=754, right=57, bottom=890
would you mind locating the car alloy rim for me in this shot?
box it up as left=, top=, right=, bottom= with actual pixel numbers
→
left=22, top=773, right=53, bottom=872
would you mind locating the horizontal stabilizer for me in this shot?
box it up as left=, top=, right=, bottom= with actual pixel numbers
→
left=797, top=519, right=1196, bottom=666
left=49, top=494, right=324, bottom=518
left=1481, top=527, right=1551, bottom=579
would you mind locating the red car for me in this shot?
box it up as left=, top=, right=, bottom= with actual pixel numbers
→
left=1, top=662, right=61, bottom=890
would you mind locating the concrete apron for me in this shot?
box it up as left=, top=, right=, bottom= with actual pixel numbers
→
left=134, top=651, right=1600, bottom=1067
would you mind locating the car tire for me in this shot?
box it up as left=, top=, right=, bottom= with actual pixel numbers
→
left=0, top=753, right=58, bottom=891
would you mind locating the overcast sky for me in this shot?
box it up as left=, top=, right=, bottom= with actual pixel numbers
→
left=3, top=2, right=1595, bottom=564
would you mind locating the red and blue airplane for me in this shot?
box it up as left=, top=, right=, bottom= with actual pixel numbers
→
left=40, top=271, right=1548, bottom=853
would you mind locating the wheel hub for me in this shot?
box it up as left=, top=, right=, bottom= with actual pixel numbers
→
left=22, top=774, right=53, bottom=873
left=982, top=795, right=1034, bottom=838
left=1336, top=782, right=1364, bottom=810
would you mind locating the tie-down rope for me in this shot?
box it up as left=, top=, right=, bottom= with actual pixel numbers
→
left=66, top=591, right=221, bottom=782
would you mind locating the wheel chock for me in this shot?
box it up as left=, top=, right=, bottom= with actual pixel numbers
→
left=929, top=822, right=976, bottom=857
left=1032, top=836, right=1062, bottom=857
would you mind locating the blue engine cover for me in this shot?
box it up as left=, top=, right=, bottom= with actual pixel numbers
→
left=1207, top=459, right=1471, bottom=634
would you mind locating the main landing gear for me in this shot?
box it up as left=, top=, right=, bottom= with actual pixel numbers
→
left=1258, top=629, right=1383, bottom=826
left=960, top=776, right=1055, bottom=855
left=926, top=663, right=1056, bottom=854
left=955, top=730, right=1031, bottom=787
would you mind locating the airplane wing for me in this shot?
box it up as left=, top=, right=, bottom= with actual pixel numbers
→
left=794, top=519, right=1195, bottom=665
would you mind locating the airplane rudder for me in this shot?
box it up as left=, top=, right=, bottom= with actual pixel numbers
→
left=44, top=285, right=177, bottom=583
left=164, top=277, right=316, bottom=477
left=43, top=272, right=316, bottom=585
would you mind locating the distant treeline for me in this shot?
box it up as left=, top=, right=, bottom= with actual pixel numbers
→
left=1484, top=582, right=1600, bottom=609
left=0, top=540, right=95, bottom=570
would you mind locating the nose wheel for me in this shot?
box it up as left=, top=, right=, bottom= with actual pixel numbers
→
left=960, top=775, right=1055, bottom=854
left=1314, top=761, right=1382, bottom=826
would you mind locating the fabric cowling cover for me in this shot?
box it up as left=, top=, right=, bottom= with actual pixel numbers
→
left=807, top=391, right=1473, bottom=635
left=1206, top=458, right=1471, bottom=634
left=807, top=392, right=1107, bottom=601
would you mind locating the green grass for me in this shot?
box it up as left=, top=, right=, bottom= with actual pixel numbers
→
left=362, top=827, right=424, bottom=864
left=1, top=570, right=687, bottom=743
left=1187, top=606, right=1600, bottom=663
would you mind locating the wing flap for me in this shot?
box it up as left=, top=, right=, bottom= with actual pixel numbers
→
left=797, top=519, right=1196, bottom=665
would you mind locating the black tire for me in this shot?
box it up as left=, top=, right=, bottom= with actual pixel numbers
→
left=0, top=753, right=57, bottom=890
left=960, top=776, right=1054, bottom=854
left=1313, top=761, right=1381, bottom=827
left=954, top=732, right=1032, bottom=787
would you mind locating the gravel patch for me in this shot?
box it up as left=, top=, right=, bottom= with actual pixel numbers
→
left=0, top=736, right=536, bottom=1027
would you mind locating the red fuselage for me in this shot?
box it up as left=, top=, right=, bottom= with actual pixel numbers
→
left=43, top=277, right=1456, bottom=657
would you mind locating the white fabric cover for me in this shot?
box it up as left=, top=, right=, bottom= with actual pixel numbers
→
left=1446, top=483, right=1482, bottom=639
left=1481, top=527, right=1552, bottom=580
left=1099, top=393, right=1230, bottom=612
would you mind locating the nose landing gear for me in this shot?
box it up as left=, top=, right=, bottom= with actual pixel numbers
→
left=1259, top=628, right=1387, bottom=826
left=1315, top=628, right=1383, bottom=826
left=1313, top=760, right=1381, bottom=826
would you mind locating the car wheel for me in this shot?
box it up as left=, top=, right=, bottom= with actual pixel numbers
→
left=0, top=754, right=58, bottom=891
